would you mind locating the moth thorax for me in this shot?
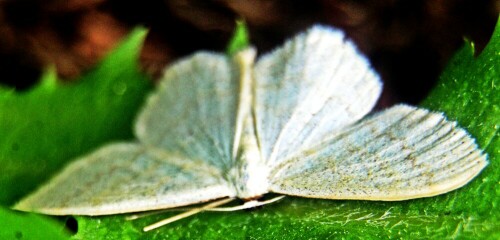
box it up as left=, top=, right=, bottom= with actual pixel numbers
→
left=230, top=47, right=269, bottom=198
left=230, top=117, right=269, bottom=198
left=232, top=147, right=270, bottom=199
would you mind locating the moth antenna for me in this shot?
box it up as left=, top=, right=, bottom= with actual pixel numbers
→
left=208, top=195, right=285, bottom=212
left=143, top=198, right=234, bottom=232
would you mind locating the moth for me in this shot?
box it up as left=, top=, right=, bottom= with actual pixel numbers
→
left=14, top=25, right=488, bottom=231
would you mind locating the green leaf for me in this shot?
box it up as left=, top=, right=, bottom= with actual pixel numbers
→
left=0, top=27, right=153, bottom=206
left=226, top=20, right=250, bottom=56
left=74, top=20, right=500, bottom=239
left=0, top=207, right=70, bottom=240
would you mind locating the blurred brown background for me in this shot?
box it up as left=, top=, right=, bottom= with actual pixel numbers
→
left=0, top=0, right=498, bottom=105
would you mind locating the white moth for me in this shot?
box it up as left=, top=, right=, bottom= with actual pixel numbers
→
left=14, top=25, right=487, bottom=231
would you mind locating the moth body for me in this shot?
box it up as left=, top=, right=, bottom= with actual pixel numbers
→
left=13, top=25, right=487, bottom=230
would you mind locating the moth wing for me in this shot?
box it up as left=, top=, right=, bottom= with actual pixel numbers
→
left=270, top=105, right=487, bottom=200
left=253, top=25, right=382, bottom=169
left=14, top=143, right=234, bottom=215
left=135, top=52, right=239, bottom=171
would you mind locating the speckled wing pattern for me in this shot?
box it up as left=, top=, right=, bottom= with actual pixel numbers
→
left=253, top=26, right=382, bottom=169
left=14, top=143, right=233, bottom=215
left=135, top=52, right=240, bottom=172
left=269, top=105, right=488, bottom=200
left=14, top=52, right=241, bottom=215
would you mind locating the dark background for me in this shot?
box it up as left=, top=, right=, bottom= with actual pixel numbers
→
left=0, top=0, right=497, bottom=105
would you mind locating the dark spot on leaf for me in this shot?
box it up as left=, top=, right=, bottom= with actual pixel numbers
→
left=15, top=231, right=22, bottom=239
left=65, top=216, right=78, bottom=234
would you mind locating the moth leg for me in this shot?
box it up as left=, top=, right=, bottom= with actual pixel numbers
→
left=208, top=195, right=285, bottom=212
left=124, top=198, right=235, bottom=221
left=142, top=198, right=234, bottom=232
left=128, top=195, right=285, bottom=224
